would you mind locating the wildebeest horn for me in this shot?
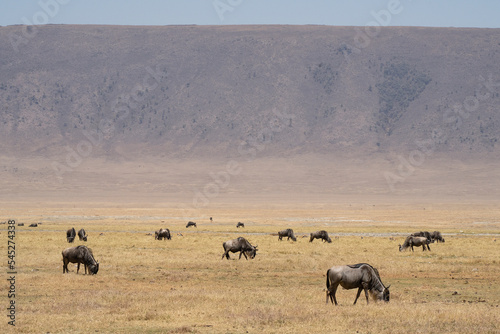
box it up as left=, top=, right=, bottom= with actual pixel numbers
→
left=386, top=284, right=391, bottom=289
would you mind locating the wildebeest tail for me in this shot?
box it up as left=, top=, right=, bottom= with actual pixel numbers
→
left=326, top=268, right=331, bottom=289
left=325, top=268, right=331, bottom=303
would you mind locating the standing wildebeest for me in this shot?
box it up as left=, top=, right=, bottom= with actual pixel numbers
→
left=411, top=231, right=433, bottom=243
left=186, top=221, right=197, bottom=228
left=66, top=227, right=76, bottom=243
left=155, top=228, right=171, bottom=240
left=29, top=223, right=38, bottom=227
left=221, top=237, right=258, bottom=260
left=62, top=245, right=99, bottom=275
left=431, top=231, right=445, bottom=243
left=278, top=228, right=297, bottom=241
left=78, top=228, right=88, bottom=241
left=309, top=230, right=332, bottom=243
left=236, top=222, right=245, bottom=228
left=399, top=236, right=431, bottom=252
left=326, top=263, right=390, bottom=305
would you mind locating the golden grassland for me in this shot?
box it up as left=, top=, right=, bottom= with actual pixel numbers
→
left=1, top=203, right=499, bottom=333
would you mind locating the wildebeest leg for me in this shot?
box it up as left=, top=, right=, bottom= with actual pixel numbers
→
left=239, top=251, right=248, bottom=260
left=327, top=283, right=339, bottom=305
left=427, top=244, right=431, bottom=251
left=221, top=251, right=230, bottom=260
left=360, top=283, right=370, bottom=304
left=63, top=260, right=68, bottom=273
left=353, top=287, right=364, bottom=305
left=77, top=263, right=80, bottom=274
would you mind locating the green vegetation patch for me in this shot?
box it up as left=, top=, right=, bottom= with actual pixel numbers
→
left=376, top=62, right=431, bottom=135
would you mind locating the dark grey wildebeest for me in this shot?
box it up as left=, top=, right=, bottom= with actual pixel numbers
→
left=186, top=221, right=197, bottom=228
left=309, top=230, right=332, bottom=243
left=155, top=228, right=171, bottom=240
left=326, top=263, right=390, bottom=305
left=62, top=245, right=99, bottom=275
left=399, top=236, right=431, bottom=252
left=66, top=227, right=76, bottom=243
left=221, top=237, right=258, bottom=260
left=431, top=231, right=445, bottom=243
left=78, top=228, right=88, bottom=241
left=236, top=222, right=245, bottom=228
left=278, top=228, right=297, bottom=242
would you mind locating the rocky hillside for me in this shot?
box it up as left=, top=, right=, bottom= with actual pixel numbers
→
left=0, top=25, right=499, bottom=202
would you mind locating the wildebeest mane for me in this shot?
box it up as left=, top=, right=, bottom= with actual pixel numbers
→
left=347, top=263, right=381, bottom=280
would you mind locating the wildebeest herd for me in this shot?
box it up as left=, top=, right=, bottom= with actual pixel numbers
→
left=399, top=231, right=445, bottom=252
left=57, top=219, right=445, bottom=306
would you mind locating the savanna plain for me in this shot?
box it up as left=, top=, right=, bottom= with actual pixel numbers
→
left=2, top=202, right=499, bottom=334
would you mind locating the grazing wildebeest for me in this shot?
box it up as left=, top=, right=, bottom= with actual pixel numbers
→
left=186, top=221, right=197, bottom=228
left=309, top=230, right=332, bottom=243
left=411, top=231, right=433, bottom=243
left=326, top=263, right=390, bottom=305
left=155, top=228, right=171, bottom=240
left=221, top=237, right=258, bottom=260
left=66, top=227, right=76, bottom=243
left=62, top=245, right=99, bottom=275
left=431, top=231, right=445, bottom=243
left=78, top=228, right=88, bottom=241
left=29, top=223, right=38, bottom=227
left=236, top=222, right=245, bottom=228
left=399, top=236, right=431, bottom=252
left=278, top=228, right=297, bottom=241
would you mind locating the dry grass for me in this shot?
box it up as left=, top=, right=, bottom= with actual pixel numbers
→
left=1, top=203, right=499, bottom=333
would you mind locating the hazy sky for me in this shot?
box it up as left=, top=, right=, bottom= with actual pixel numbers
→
left=1, top=0, right=499, bottom=28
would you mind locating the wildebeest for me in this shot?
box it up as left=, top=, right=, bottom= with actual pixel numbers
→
left=399, top=236, right=431, bottom=252
left=431, top=231, right=445, bottom=243
left=186, top=221, right=197, bottom=228
left=278, top=228, right=297, bottom=241
left=62, top=245, right=99, bottom=275
left=155, top=228, right=171, bottom=240
left=29, top=223, right=38, bottom=227
left=221, top=237, right=258, bottom=260
left=236, top=222, right=245, bottom=228
left=309, top=230, right=332, bottom=243
left=411, top=231, right=433, bottom=243
left=326, top=263, right=390, bottom=305
left=66, top=227, right=76, bottom=243
left=78, top=228, right=88, bottom=241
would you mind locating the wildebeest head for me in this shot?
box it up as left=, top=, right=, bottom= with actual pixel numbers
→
left=88, top=261, right=99, bottom=275
left=246, top=245, right=258, bottom=259
left=382, top=285, right=391, bottom=302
